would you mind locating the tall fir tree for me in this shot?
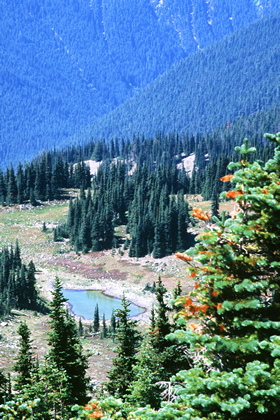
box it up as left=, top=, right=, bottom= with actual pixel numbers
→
left=14, top=322, right=34, bottom=391
left=107, top=295, right=141, bottom=398
left=129, top=278, right=189, bottom=409
left=7, top=165, right=17, bottom=205
left=150, top=134, right=280, bottom=419
left=101, top=313, right=108, bottom=338
left=93, top=303, right=100, bottom=333
left=47, top=277, right=89, bottom=405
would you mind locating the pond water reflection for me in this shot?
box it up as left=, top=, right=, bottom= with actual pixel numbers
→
left=62, top=289, right=144, bottom=320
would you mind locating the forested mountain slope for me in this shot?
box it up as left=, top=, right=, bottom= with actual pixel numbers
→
left=86, top=9, right=280, bottom=140
left=1, top=0, right=280, bottom=167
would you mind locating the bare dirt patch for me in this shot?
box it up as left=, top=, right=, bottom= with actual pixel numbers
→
left=54, top=258, right=127, bottom=282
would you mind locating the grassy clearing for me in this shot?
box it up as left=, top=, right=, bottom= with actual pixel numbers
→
left=0, top=202, right=70, bottom=264
left=1, top=193, right=236, bottom=384
left=0, top=199, right=192, bottom=384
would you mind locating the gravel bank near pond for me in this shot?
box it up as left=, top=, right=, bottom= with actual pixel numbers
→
left=37, top=267, right=155, bottom=323
left=36, top=250, right=189, bottom=324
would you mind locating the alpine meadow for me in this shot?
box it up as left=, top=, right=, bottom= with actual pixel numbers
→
left=0, top=1, right=280, bottom=419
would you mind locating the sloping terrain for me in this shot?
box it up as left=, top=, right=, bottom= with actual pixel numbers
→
left=1, top=0, right=279, bottom=166
left=86, top=10, right=280, bottom=140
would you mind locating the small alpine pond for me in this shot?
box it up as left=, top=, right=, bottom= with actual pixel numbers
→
left=62, top=289, right=144, bottom=320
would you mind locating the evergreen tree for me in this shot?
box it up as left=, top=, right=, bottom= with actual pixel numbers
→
left=47, top=277, right=89, bottom=405
left=14, top=322, right=34, bottom=390
left=129, top=278, right=188, bottom=409
left=29, top=188, right=37, bottom=206
left=0, top=371, right=10, bottom=405
left=154, top=134, right=280, bottom=419
left=211, top=190, right=220, bottom=218
left=150, top=277, right=172, bottom=351
left=128, top=339, right=164, bottom=409
left=110, top=311, right=117, bottom=337
left=34, top=161, right=45, bottom=201
left=93, top=303, right=100, bottom=333
left=0, top=244, right=38, bottom=316
left=80, top=215, right=92, bottom=254
left=26, top=261, right=37, bottom=309
left=16, top=359, right=68, bottom=420
left=152, top=221, right=165, bottom=258
left=0, top=170, right=6, bottom=205
left=78, top=318, right=84, bottom=337
left=14, top=240, right=21, bottom=269
left=107, top=295, right=141, bottom=397
left=172, top=280, right=182, bottom=312
left=16, top=163, right=25, bottom=204
left=101, top=313, right=108, bottom=338
left=7, top=165, right=17, bottom=205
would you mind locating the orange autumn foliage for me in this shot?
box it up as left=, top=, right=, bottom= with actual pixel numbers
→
left=189, top=323, right=200, bottom=331
left=225, top=190, right=243, bottom=199
left=175, top=252, right=193, bottom=262
left=190, top=271, right=197, bottom=278
left=220, top=174, right=234, bottom=182
left=191, top=207, right=211, bottom=221
left=88, top=411, right=103, bottom=418
left=199, top=304, right=209, bottom=313
left=84, top=402, right=104, bottom=419
left=185, top=296, right=193, bottom=306
left=183, top=296, right=209, bottom=316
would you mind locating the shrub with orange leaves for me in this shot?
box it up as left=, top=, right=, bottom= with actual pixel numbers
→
left=175, top=252, right=193, bottom=262
left=88, top=411, right=103, bottom=418
left=184, top=296, right=193, bottom=307
left=191, top=207, right=211, bottom=221
left=189, top=323, right=200, bottom=331
left=220, top=174, right=234, bottom=182
left=225, top=190, right=243, bottom=199
left=82, top=402, right=104, bottom=419
left=197, top=231, right=212, bottom=239
left=190, top=271, right=197, bottom=278
left=182, top=295, right=209, bottom=317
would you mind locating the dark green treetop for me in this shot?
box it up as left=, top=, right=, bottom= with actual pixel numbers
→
left=106, top=295, right=141, bottom=398
left=47, top=277, right=89, bottom=406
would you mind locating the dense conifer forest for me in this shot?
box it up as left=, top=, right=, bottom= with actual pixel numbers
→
left=0, top=242, right=42, bottom=316
left=0, top=105, right=276, bottom=261
left=1, top=1, right=280, bottom=166
left=86, top=10, right=280, bottom=142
